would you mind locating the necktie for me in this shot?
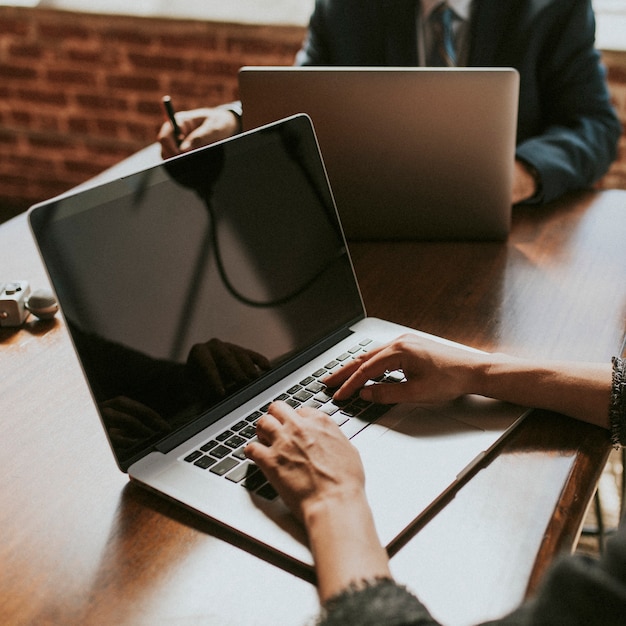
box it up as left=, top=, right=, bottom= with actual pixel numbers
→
left=429, top=2, right=457, bottom=67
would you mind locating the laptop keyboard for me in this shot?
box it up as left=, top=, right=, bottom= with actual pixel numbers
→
left=182, top=337, right=403, bottom=500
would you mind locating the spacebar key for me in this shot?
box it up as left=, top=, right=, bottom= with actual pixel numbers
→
left=340, top=416, right=371, bottom=439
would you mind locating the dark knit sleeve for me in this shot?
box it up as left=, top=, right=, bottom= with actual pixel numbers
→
left=318, top=578, right=440, bottom=626
left=610, top=357, right=626, bottom=447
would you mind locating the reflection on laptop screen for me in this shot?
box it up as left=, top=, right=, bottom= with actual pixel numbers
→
left=30, top=116, right=363, bottom=467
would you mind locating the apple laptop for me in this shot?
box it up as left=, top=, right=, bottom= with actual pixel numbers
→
left=239, top=67, right=519, bottom=241
left=29, top=115, right=527, bottom=567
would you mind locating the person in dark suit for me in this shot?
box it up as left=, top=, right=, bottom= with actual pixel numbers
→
left=158, top=0, right=621, bottom=206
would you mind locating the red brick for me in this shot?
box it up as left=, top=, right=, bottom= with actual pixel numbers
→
left=67, top=48, right=107, bottom=64
left=0, top=131, right=19, bottom=146
left=38, top=21, right=91, bottom=41
left=67, top=117, right=91, bottom=134
left=158, top=33, right=219, bottom=52
left=136, top=100, right=163, bottom=116
left=0, top=63, right=37, bottom=80
left=75, top=94, right=129, bottom=112
left=8, top=43, right=44, bottom=59
left=608, top=66, right=626, bottom=83
left=11, top=111, right=32, bottom=126
left=16, top=88, right=67, bottom=106
left=169, top=80, right=231, bottom=102
left=27, top=133, right=73, bottom=150
left=47, top=68, right=98, bottom=86
left=0, top=14, right=30, bottom=37
left=192, top=58, right=242, bottom=76
left=128, top=52, right=186, bottom=72
left=106, top=74, right=160, bottom=92
left=100, top=27, right=153, bottom=47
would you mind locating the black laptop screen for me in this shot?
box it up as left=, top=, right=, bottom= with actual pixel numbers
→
left=30, top=116, right=364, bottom=468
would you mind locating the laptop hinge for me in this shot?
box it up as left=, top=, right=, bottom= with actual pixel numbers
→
left=153, top=319, right=362, bottom=455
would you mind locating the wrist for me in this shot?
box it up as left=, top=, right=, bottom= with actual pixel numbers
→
left=218, top=102, right=243, bottom=134
left=302, top=489, right=391, bottom=602
left=470, top=352, right=515, bottom=398
left=302, top=485, right=366, bottom=530
left=513, top=159, right=542, bottom=204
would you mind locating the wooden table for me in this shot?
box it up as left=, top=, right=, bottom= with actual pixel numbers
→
left=1, top=187, right=625, bottom=626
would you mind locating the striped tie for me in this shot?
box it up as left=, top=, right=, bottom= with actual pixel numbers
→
left=429, top=2, right=457, bottom=67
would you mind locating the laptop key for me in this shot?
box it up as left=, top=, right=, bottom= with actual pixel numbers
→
left=226, top=461, right=255, bottom=483
left=293, top=389, right=313, bottom=403
left=304, top=399, right=323, bottom=409
left=384, top=370, right=406, bottom=383
left=225, top=435, right=246, bottom=449
left=330, top=412, right=349, bottom=427
left=240, top=425, right=257, bottom=439
left=242, top=467, right=267, bottom=491
left=257, top=483, right=278, bottom=500
left=341, top=404, right=361, bottom=417
left=305, top=381, right=326, bottom=394
left=184, top=450, right=203, bottom=463
left=194, top=455, right=218, bottom=470
left=232, top=446, right=247, bottom=460
left=360, top=403, right=389, bottom=421
left=200, top=440, right=219, bottom=452
left=210, top=457, right=240, bottom=476
left=320, top=403, right=339, bottom=416
left=314, top=391, right=333, bottom=404
left=209, top=444, right=231, bottom=459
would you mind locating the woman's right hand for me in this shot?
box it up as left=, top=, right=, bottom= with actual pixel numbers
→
left=326, top=333, right=489, bottom=406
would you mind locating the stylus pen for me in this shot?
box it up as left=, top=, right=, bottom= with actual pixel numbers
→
left=162, top=95, right=182, bottom=147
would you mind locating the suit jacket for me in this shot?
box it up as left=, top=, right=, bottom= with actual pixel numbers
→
left=296, top=0, right=622, bottom=204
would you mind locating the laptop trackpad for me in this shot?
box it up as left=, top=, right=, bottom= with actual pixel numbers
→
left=353, top=404, right=503, bottom=545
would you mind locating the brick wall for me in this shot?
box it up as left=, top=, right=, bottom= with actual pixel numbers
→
left=603, top=50, right=626, bottom=190
left=0, top=7, right=304, bottom=221
left=0, top=6, right=625, bottom=223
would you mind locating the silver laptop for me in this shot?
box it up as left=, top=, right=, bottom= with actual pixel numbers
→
left=29, top=115, right=526, bottom=567
left=239, top=67, right=519, bottom=241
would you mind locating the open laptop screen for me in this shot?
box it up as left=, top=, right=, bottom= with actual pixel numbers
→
left=29, top=115, right=364, bottom=468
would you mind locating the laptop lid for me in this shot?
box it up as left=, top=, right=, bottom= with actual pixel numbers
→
left=28, top=114, right=365, bottom=473
left=239, top=66, right=520, bottom=241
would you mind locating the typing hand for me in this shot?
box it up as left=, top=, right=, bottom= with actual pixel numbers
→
left=325, top=333, right=485, bottom=406
left=245, top=401, right=365, bottom=521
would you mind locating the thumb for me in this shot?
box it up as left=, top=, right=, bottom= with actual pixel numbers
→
left=359, top=381, right=419, bottom=405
